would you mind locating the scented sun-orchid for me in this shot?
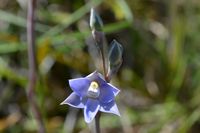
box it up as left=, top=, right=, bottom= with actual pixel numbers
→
left=61, top=71, right=120, bottom=123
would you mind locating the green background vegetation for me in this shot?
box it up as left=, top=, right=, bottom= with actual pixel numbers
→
left=0, top=0, right=200, bottom=132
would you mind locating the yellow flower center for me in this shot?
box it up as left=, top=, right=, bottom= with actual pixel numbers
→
left=91, top=81, right=99, bottom=89
left=87, top=81, right=100, bottom=98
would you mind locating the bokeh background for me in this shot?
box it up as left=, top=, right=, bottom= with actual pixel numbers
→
left=0, top=0, right=200, bottom=133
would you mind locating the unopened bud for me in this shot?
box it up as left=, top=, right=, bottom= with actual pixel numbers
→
left=90, top=8, right=103, bottom=31
left=108, top=40, right=123, bottom=67
left=107, top=40, right=123, bottom=80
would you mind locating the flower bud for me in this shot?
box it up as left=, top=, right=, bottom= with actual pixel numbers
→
left=107, top=40, right=123, bottom=80
left=108, top=40, right=123, bottom=67
left=90, top=8, right=103, bottom=31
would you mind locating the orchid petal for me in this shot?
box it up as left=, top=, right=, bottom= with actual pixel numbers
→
left=100, top=100, right=120, bottom=116
left=99, top=83, right=115, bottom=103
left=60, top=92, right=86, bottom=108
left=84, top=99, right=100, bottom=123
left=69, top=78, right=90, bottom=97
left=107, top=83, right=120, bottom=96
left=87, top=71, right=106, bottom=85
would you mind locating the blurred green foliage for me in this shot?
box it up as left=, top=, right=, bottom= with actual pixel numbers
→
left=0, top=0, right=200, bottom=133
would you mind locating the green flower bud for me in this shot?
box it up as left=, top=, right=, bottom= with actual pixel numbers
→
left=90, top=8, right=103, bottom=31
left=108, top=40, right=123, bottom=67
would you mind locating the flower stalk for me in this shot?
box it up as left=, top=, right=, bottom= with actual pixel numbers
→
left=61, top=7, right=123, bottom=133
left=90, top=8, right=108, bottom=81
left=27, top=0, right=45, bottom=132
left=94, top=112, right=101, bottom=133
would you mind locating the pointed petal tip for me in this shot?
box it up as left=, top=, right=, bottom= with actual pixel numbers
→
left=68, top=79, right=73, bottom=84
left=108, top=83, right=120, bottom=96
left=60, top=92, right=85, bottom=108
left=84, top=99, right=100, bottom=124
left=85, top=117, right=93, bottom=123
left=114, top=110, right=121, bottom=117
left=99, top=100, right=121, bottom=116
left=118, top=113, right=121, bottom=117
left=109, top=108, right=121, bottom=117
left=60, top=98, right=68, bottom=105
left=60, top=101, right=67, bottom=105
left=111, top=103, right=121, bottom=116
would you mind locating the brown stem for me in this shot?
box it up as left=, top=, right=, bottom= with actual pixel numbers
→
left=27, top=0, right=45, bottom=133
left=100, top=50, right=107, bottom=80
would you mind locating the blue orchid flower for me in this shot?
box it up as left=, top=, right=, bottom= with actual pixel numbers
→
left=61, top=71, right=120, bottom=123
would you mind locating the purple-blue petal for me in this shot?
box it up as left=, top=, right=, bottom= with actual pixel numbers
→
left=69, top=78, right=90, bottom=97
left=107, top=83, right=120, bottom=96
left=99, top=83, right=115, bottom=103
left=60, top=92, right=86, bottom=108
left=84, top=99, right=100, bottom=123
left=87, top=71, right=106, bottom=85
left=99, top=100, right=120, bottom=116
